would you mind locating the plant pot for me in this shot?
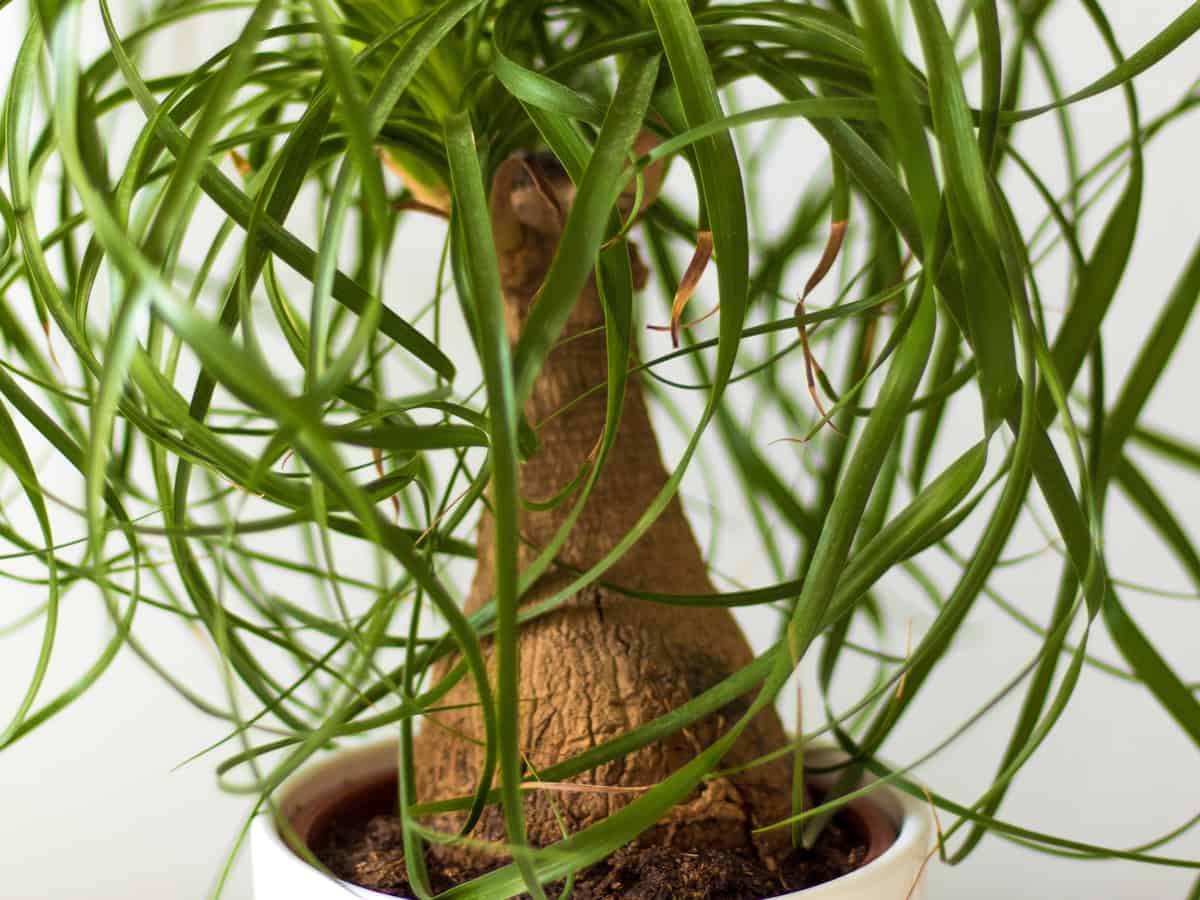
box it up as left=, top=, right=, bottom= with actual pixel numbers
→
left=251, top=741, right=933, bottom=899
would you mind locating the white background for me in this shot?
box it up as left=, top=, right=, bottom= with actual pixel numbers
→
left=2, top=3, right=1199, bottom=899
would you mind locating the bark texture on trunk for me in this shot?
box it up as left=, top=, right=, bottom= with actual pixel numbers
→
left=412, top=154, right=790, bottom=865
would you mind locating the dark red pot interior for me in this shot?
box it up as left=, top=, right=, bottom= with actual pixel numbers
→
left=288, top=773, right=399, bottom=851
left=837, top=790, right=896, bottom=865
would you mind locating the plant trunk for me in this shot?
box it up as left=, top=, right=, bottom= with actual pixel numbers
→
left=412, top=154, right=791, bottom=866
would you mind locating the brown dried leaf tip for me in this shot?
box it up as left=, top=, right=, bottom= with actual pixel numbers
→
left=646, top=230, right=715, bottom=347
left=795, top=220, right=847, bottom=434
left=41, top=319, right=63, bottom=375
left=392, top=198, right=450, bottom=220
left=379, top=147, right=452, bottom=214
left=371, top=447, right=401, bottom=523
left=229, top=149, right=252, bottom=177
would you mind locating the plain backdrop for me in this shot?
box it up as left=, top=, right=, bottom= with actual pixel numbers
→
left=2, top=3, right=1199, bottom=899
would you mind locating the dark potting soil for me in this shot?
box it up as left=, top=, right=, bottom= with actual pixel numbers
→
left=311, top=780, right=870, bottom=900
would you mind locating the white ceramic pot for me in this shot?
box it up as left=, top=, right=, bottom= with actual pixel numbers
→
left=251, top=742, right=933, bottom=899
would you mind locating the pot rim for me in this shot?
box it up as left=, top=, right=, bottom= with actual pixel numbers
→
left=250, top=740, right=933, bottom=899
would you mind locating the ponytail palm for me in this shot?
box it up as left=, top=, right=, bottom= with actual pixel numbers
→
left=3, top=0, right=1200, bottom=897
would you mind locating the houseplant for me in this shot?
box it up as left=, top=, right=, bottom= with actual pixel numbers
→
left=2, top=0, right=1200, bottom=896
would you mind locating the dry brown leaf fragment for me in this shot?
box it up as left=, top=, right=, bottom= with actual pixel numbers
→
left=372, top=447, right=401, bottom=524
left=41, top=319, right=63, bottom=375
left=392, top=198, right=450, bottom=219
left=802, top=219, right=848, bottom=300
left=646, top=301, right=720, bottom=335
left=229, top=149, right=252, bottom=176
left=379, top=147, right=451, bottom=212
left=653, top=230, right=714, bottom=347
left=794, top=220, right=848, bottom=433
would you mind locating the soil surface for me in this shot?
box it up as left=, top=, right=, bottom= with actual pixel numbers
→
left=311, top=780, right=871, bottom=899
